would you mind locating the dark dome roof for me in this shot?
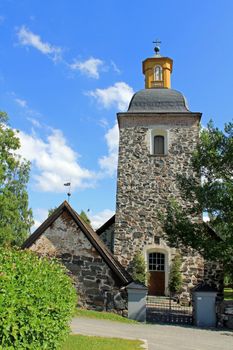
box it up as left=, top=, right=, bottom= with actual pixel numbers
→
left=127, top=88, right=190, bottom=113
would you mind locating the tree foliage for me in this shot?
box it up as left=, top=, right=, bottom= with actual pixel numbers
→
left=79, top=210, right=91, bottom=225
left=0, top=248, right=76, bottom=349
left=164, top=121, right=233, bottom=277
left=168, top=254, right=182, bottom=294
left=48, top=207, right=58, bottom=217
left=131, top=252, right=147, bottom=284
left=0, top=112, right=33, bottom=246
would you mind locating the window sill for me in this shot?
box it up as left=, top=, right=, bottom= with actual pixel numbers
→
left=149, top=154, right=168, bottom=157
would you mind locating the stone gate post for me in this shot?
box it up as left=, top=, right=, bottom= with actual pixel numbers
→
left=126, top=282, right=148, bottom=322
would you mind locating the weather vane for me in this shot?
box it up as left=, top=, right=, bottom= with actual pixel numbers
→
left=64, top=182, right=71, bottom=203
left=153, top=39, right=161, bottom=56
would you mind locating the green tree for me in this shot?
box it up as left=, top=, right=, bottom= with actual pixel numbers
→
left=131, top=252, right=147, bottom=284
left=48, top=206, right=58, bottom=217
left=164, top=121, right=233, bottom=278
left=168, top=254, right=182, bottom=295
left=79, top=210, right=91, bottom=225
left=0, top=111, right=33, bottom=246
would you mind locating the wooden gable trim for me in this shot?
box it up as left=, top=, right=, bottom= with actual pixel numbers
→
left=96, top=215, right=115, bottom=235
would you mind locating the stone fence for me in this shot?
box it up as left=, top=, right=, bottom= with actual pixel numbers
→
left=217, top=300, right=233, bottom=329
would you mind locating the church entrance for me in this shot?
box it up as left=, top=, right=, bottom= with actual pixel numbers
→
left=148, top=252, right=165, bottom=295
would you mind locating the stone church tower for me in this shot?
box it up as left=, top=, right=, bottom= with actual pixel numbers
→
left=114, top=46, right=202, bottom=296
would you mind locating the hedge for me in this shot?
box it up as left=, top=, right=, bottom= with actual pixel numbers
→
left=0, top=248, right=77, bottom=349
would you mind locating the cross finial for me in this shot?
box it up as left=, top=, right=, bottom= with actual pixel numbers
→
left=153, top=39, right=161, bottom=56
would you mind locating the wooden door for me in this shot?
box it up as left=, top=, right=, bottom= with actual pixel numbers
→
left=149, top=271, right=165, bottom=295
left=148, top=252, right=165, bottom=296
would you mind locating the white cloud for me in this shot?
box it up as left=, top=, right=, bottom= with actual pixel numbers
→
left=98, top=118, right=109, bottom=128
left=15, top=98, right=27, bottom=108
left=88, top=82, right=134, bottom=111
left=69, top=57, right=104, bottom=79
left=18, top=128, right=96, bottom=192
left=110, top=60, right=121, bottom=74
left=89, top=209, right=115, bottom=229
left=99, top=123, right=119, bottom=176
left=17, top=26, right=62, bottom=62
left=27, top=117, right=42, bottom=128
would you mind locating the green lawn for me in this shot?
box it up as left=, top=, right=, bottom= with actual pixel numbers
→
left=63, top=335, right=143, bottom=350
left=75, top=309, right=138, bottom=323
left=224, top=288, right=233, bottom=300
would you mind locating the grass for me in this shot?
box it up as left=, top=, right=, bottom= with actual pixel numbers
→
left=224, top=288, right=233, bottom=300
left=63, top=335, right=143, bottom=350
left=75, top=308, right=138, bottom=323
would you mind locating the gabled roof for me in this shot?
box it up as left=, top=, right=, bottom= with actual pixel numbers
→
left=22, top=202, right=132, bottom=285
left=204, top=222, right=223, bottom=242
left=96, top=214, right=115, bottom=235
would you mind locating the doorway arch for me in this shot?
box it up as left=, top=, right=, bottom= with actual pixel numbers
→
left=145, top=245, right=171, bottom=296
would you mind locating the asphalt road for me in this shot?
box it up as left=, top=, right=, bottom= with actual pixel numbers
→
left=71, top=317, right=233, bottom=350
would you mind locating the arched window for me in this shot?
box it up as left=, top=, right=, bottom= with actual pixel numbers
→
left=154, top=135, right=165, bottom=155
left=154, top=65, right=162, bottom=81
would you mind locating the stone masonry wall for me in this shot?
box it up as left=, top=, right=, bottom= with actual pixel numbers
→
left=115, top=114, right=200, bottom=263
left=217, top=300, right=233, bottom=329
left=204, top=261, right=224, bottom=294
left=114, top=113, right=205, bottom=298
left=99, top=222, right=115, bottom=253
left=179, top=247, right=204, bottom=302
left=29, top=211, right=127, bottom=314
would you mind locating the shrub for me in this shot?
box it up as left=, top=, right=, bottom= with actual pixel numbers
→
left=168, top=254, right=182, bottom=295
left=224, top=271, right=233, bottom=288
left=0, top=248, right=77, bottom=349
left=131, top=253, right=147, bottom=284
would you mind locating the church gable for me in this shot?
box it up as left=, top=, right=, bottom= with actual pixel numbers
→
left=29, top=210, right=101, bottom=260
left=22, top=201, right=131, bottom=312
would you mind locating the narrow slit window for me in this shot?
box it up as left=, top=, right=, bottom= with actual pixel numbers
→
left=154, top=135, right=165, bottom=155
left=154, top=65, right=162, bottom=81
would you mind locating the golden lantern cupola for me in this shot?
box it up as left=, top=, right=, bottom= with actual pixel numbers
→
left=142, top=41, right=173, bottom=89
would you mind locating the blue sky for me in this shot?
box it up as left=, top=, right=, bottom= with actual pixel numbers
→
left=0, top=0, right=232, bottom=230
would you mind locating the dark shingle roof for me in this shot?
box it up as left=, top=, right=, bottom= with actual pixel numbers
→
left=22, top=201, right=132, bottom=285
left=96, top=215, right=115, bottom=235
left=128, top=88, right=190, bottom=113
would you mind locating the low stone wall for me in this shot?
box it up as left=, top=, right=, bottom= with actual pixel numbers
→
left=217, top=300, right=233, bottom=329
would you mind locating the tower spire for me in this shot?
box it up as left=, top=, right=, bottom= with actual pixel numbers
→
left=153, top=39, right=161, bottom=57
left=142, top=43, right=173, bottom=89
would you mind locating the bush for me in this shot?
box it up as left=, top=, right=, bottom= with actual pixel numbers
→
left=224, top=271, right=233, bottom=288
left=131, top=253, right=147, bottom=284
left=0, top=248, right=77, bottom=349
left=168, top=254, right=182, bottom=295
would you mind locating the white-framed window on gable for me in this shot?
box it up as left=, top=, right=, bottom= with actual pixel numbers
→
left=150, top=129, right=168, bottom=155
left=154, top=65, right=162, bottom=81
